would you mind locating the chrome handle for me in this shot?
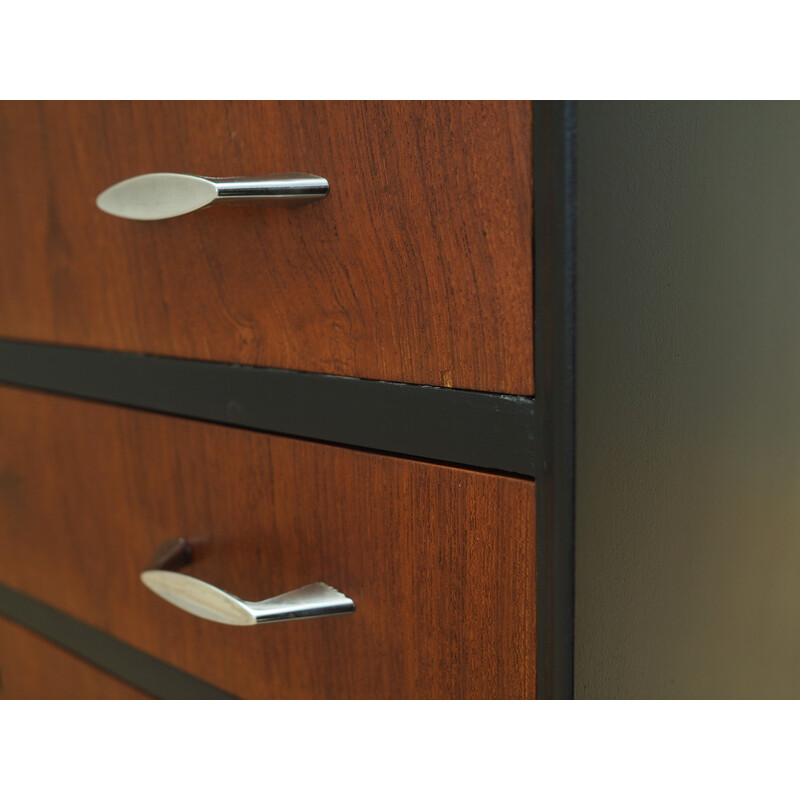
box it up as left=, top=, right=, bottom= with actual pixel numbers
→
left=140, top=539, right=354, bottom=626
left=96, top=172, right=329, bottom=221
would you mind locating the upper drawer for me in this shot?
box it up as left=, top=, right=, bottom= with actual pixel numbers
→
left=0, top=101, right=533, bottom=395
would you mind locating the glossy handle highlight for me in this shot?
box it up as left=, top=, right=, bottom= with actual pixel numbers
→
left=97, top=172, right=329, bottom=220
left=140, top=539, right=354, bottom=626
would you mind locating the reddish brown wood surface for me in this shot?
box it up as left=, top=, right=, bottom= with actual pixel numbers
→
left=0, top=101, right=533, bottom=394
left=0, top=616, right=148, bottom=699
left=0, top=387, right=536, bottom=699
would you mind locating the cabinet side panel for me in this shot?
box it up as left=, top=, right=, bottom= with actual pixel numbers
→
left=576, top=101, right=800, bottom=698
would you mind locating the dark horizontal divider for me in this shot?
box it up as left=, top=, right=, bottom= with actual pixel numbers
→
left=0, top=340, right=535, bottom=477
left=0, top=582, right=236, bottom=700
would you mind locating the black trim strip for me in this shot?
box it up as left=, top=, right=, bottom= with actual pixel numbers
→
left=0, top=340, right=536, bottom=477
left=0, top=582, right=236, bottom=699
left=534, top=101, right=577, bottom=699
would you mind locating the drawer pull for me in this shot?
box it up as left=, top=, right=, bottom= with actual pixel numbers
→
left=140, top=539, right=354, bottom=626
left=96, top=172, right=329, bottom=221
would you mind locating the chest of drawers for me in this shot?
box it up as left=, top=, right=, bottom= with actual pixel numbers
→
left=0, top=101, right=565, bottom=699
left=9, top=101, right=799, bottom=699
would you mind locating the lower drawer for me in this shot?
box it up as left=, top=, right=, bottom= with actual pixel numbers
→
left=0, top=616, right=148, bottom=699
left=0, top=387, right=536, bottom=698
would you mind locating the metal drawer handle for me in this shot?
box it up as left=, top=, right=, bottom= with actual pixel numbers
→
left=97, top=172, right=329, bottom=221
left=140, top=539, right=354, bottom=626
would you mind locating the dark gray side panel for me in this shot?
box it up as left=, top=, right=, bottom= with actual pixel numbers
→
left=576, top=102, right=800, bottom=698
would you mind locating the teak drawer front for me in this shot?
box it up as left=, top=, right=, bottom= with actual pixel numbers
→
left=0, top=616, right=148, bottom=700
left=0, top=101, right=533, bottom=395
left=0, top=387, right=536, bottom=699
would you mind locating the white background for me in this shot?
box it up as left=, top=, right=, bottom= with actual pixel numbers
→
left=1, top=5, right=795, bottom=796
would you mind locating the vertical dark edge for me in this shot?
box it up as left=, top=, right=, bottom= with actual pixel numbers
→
left=534, top=100, right=576, bottom=699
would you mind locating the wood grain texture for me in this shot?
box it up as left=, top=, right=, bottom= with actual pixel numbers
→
left=0, top=386, right=536, bottom=699
left=0, top=616, right=149, bottom=699
left=0, top=101, right=533, bottom=394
